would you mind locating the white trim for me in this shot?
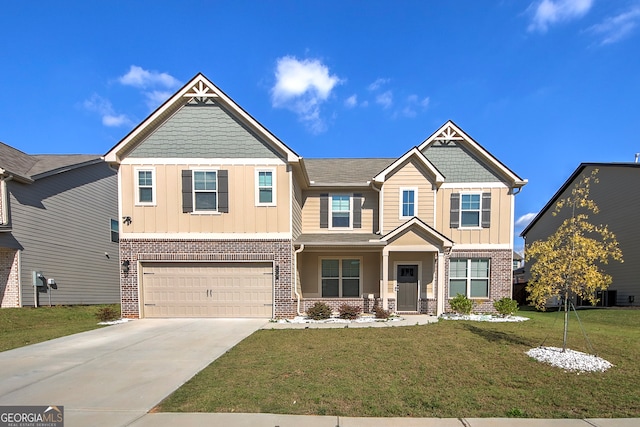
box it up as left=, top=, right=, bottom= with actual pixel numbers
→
left=399, top=187, right=418, bottom=219
left=120, top=232, right=292, bottom=240
left=433, top=187, right=437, bottom=227
left=440, top=182, right=507, bottom=189
left=255, top=168, right=276, bottom=207
left=289, top=169, right=294, bottom=236
left=448, top=258, right=490, bottom=300
left=393, top=261, right=422, bottom=312
left=510, top=192, right=515, bottom=251
left=451, top=243, right=511, bottom=250
left=134, top=167, right=156, bottom=206
left=329, top=193, right=353, bottom=230
left=318, top=256, right=363, bottom=298
left=382, top=217, right=454, bottom=248
left=191, top=168, right=219, bottom=213
left=121, top=158, right=286, bottom=166
left=379, top=185, right=385, bottom=234
left=373, top=147, right=444, bottom=184
left=458, top=192, right=482, bottom=229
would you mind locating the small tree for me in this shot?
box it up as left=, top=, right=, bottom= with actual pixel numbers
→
left=525, top=169, right=623, bottom=351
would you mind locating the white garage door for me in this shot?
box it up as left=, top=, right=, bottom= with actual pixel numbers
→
left=141, top=262, right=273, bottom=318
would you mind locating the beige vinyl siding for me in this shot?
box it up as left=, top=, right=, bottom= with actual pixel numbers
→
left=525, top=165, right=640, bottom=305
left=436, top=186, right=512, bottom=245
left=387, top=252, right=434, bottom=298
left=382, top=159, right=435, bottom=232
left=5, top=163, right=120, bottom=306
left=120, top=163, right=290, bottom=234
left=298, top=251, right=380, bottom=298
left=301, top=190, right=377, bottom=233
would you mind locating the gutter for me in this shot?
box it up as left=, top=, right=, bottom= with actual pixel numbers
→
left=293, top=244, right=305, bottom=316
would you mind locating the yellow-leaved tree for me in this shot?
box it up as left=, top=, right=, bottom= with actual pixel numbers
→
left=525, top=169, right=623, bottom=351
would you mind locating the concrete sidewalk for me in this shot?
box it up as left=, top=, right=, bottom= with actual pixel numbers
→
left=129, top=413, right=639, bottom=426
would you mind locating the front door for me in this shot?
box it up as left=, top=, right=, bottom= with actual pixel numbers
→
left=397, top=265, right=418, bottom=312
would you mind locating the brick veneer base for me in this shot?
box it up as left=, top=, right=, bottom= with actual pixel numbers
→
left=0, top=249, right=20, bottom=308
left=119, top=238, right=295, bottom=319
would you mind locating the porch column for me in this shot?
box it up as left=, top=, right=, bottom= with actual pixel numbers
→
left=436, top=251, right=446, bottom=315
left=382, top=251, right=389, bottom=310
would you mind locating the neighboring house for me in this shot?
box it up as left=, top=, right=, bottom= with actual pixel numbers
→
left=104, top=73, right=527, bottom=319
left=521, top=163, right=640, bottom=307
left=0, top=142, right=119, bottom=308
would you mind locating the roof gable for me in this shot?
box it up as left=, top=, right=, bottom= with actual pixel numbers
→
left=382, top=217, right=453, bottom=248
left=105, top=73, right=300, bottom=164
left=419, top=121, right=526, bottom=187
left=373, top=147, right=444, bottom=185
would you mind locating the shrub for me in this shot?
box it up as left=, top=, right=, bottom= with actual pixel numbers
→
left=493, top=297, right=519, bottom=317
left=338, top=303, right=362, bottom=320
left=306, top=302, right=332, bottom=320
left=449, top=294, right=474, bottom=315
left=373, top=305, right=391, bottom=319
left=95, top=306, right=120, bottom=322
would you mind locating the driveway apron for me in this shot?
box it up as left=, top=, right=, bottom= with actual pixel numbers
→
left=0, top=318, right=266, bottom=427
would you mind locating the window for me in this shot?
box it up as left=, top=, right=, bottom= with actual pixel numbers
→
left=449, top=258, right=489, bottom=298
left=110, top=219, right=119, bottom=243
left=321, top=258, right=361, bottom=297
left=331, top=195, right=351, bottom=228
left=193, top=170, right=217, bottom=211
left=256, top=169, right=275, bottom=205
left=400, top=188, right=417, bottom=218
left=136, top=169, right=155, bottom=205
left=460, top=193, right=481, bottom=227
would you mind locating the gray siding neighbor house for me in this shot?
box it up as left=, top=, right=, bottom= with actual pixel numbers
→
left=0, top=142, right=119, bottom=307
left=521, top=163, right=640, bottom=307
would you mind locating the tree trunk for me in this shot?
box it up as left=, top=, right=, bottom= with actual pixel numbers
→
left=562, top=289, right=569, bottom=352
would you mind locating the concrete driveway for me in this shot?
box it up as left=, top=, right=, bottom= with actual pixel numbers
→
left=0, top=318, right=267, bottom=427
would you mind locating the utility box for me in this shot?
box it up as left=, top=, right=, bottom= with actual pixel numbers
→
left=32, top=271, right=45, bottom=287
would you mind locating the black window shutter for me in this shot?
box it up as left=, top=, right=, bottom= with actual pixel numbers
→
left=218, top=170, right=229, bottom=213
left=481, top=192, right=491, bottom=228
left=320, top=193, right=328, bottom=228
left=450, top=193, right=460, bottom=229
left=182, top=170, right=193, bottom=213
left=353, top=193, right=362, bottom=229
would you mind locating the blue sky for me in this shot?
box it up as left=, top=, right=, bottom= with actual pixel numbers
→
left=1, top=1, right=639, bottom=251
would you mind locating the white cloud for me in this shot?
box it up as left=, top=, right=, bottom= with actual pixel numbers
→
left=376, top=90, right=393, bottom=109
left=345, top=94, right=358, bottom=108
left=83, top=93, right=133, bottom=128
left=368, top=78, right=390, bottom=91
left=118, top=65, right=181, bottom=89
left=528, top=0, right=593, bottom=32
left=588, top=6, right=640, bottom=45
left=144, top=90, right=173, bottom=109
left=516, top=212, right=538, bottom=227
left=271, top=56, right=342, bottom=134
left=400, top=95, right=430, bottom=118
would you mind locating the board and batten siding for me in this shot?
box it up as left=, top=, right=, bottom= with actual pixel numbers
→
left=435, top=186, right=512, bottom=245
left=301, top=190, right=377, bottom=233
left=6, top=162, right=120, bottom=306
left=524, top=165, right=640, bottom=306
left=292, top=173, right=303, bottom=240
left=120, top=163, right=291, bottom=234
left=381, top=159, right=435, bottom=232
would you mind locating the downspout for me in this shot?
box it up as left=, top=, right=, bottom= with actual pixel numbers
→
left=293, top=244, right=305, bottom=316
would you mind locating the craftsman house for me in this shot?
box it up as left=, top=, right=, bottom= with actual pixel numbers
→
left=105, top=73, right=526, bottom=319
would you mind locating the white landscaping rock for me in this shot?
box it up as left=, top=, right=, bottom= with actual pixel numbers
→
left=527, top=346, right=613, bottom=373
left=439, top=313, right=529, bottom=322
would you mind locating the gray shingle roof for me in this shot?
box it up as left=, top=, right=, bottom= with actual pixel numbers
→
left=303, top=158, right=395, bottom=185
left=295, top=233, right=385, bottom=246
left=0, top=141, right=101, bottom=181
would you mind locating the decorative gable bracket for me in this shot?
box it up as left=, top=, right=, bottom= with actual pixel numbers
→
left=432, top=124, right=464, bottom=145
left=183, top=80, right=220, bottom=103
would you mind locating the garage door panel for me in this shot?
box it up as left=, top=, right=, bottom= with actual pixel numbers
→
left=142, top=262, right=273, bottom=318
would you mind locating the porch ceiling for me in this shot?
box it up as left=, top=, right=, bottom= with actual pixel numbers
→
left=294, top=233, right=385, bottom=247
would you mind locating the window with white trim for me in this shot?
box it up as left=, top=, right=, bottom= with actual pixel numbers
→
left=193, top=170, right=218, bottom=211
left=256, top=169, right=275, bottom=205
left=136, top=169, right=155, bottom=205
left=321, top=258, right=361, bottom=297
left=449, top=258, right=490, bottom=298
left=400, top=187, right=417, bottom=218
left=331, top=194, right=351, bottom=228
left=460, top=193, right=481, bottom=227
left=110, top=219, right=119, bottom=243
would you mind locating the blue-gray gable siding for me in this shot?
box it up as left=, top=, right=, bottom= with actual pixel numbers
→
left=129, top=103, right=283, bottom=159
left=0, top=162, right=119, bottom=306
left=422, top=142, right=504, bottom=183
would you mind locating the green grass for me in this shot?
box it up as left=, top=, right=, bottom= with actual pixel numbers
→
left=0, top=304, right=120, bottom=352
left=158, top=308, right=640, bottom=418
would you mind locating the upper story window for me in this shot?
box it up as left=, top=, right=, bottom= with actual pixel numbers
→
left=331, top=195, right=351, bottom=228
left=193, top=170, right=218, bottom=211
left=136, top=169, right=155, bottom=205
left=110, top=219, right=119, bottom=243
left=256, top=169, right=275, bottom=206
left=460, top=193, right=481, bottom=227
left=400, top=188, right=417, bottom=218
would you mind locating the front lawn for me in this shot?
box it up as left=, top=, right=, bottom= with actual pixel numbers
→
left=158, top=308, right=640, bottom=418
left=0, top=304, right=119, bottom=352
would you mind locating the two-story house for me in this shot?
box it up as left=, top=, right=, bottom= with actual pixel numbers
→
left=0, top=142, right=119, bottom=308
left=105, top=73, right=526, bottom=319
